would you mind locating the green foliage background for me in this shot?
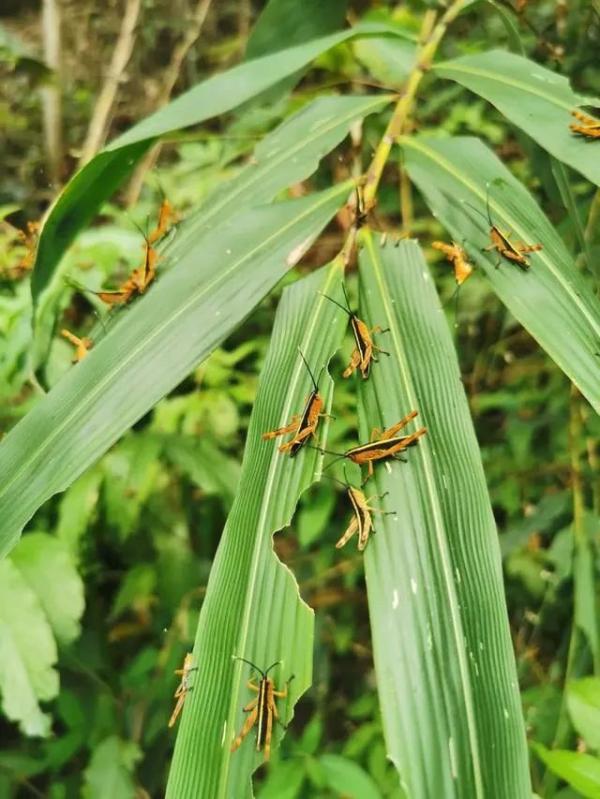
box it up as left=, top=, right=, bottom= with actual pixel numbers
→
left=0, top=0, right=599, bottom=797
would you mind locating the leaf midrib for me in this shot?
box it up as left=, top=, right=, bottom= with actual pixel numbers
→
left=434, top=61, right=574, bottom=112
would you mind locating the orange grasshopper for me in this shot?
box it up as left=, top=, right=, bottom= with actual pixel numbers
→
left=570, top=109, right=600, bottom=140
left=148, top=196, right=179, bottom=244
left=96, top=234, right=158, bottom=306
left=323, top=410, right=427, bottom=482
left=333, top=469, right=393, bottom=552
left=168, top=652, right=197, bottom=728
left=231, top=657, right=294, bottom=762
left=262, top=350, right=330, bottom=457
left=61, top=329, right=93, bottom=362
left=319, top=283, right=389, bottom=380
left=432, top=241, right=474, bottom=286
left=465, top=187, right=542, bottom=270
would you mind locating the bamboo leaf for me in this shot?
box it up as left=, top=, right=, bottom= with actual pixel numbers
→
left=402, top=135, right=600, bottom=413
left=32, top=22, right=407, bottom=298
left=0, top=183, right=350, bottom=560
left=354, top=236, right=531, bottom=798
left=433, top=50, right=600, bottom=186
left=165, top=262, right=347, bottom=797
left=32, top=94, right=392, bottom=370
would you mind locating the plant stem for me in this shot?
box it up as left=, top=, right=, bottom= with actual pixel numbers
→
left=362, top=0, right=467, bottom=211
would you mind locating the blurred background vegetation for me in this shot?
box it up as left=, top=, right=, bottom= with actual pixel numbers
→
left=0, top=0, right=599, bottom=797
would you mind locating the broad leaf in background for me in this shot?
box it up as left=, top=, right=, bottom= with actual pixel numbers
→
left=55, top=468, right=102, bottom=561
left=245, top=0, right=348, bottom=59
left=355, top=237, right=530, bottom=797
left=32, top=22, right=406, bottom=298
left=166, top=263, right=347, bottom=797
left=9, top=533, right=84, bottom=645
left=567, top=678, right=600, bottom=751
left=0, top=558, right=57, bottom=736
left=319, top=753, right=382, bottom=799
left=83, top=736, right=141, bottom=799
left=433, top=50, right=600, bottom=187
left=533, top=743, right=600, bottom=799
left=0, top=183, right=351, bottom=560
left=402, top=135, right=600, bottom=414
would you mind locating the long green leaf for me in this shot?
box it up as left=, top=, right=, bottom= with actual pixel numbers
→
left=31, top=94, right=392, bottom=370
left=0, top=184, right=350, bottom=560
left=355, top=236, right=531, bottom=798
left=166, top=94, right=393, bottom=268
left=166, top=262, right=347, bottom=798
left=433, top=50, right=600, bottom=186
left=32, top=22, right=408, bottom=299
left=402, top=135, right=600, bottom=413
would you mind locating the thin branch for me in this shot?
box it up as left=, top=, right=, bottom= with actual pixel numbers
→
left=124, top=0, right=214, bottom=206
left=362, top=0, right=468, bottom=211
left=41, top=0, right=63, bottom=186
left=79, top=0, right=142, bottom=166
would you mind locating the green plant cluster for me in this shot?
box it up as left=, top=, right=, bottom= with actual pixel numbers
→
left=0, top=1, right=599, bottom=798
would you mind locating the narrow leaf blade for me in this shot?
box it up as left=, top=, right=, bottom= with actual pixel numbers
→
left=402, top=135, right=600, bottom=413
left=433, top=50, right=600, bottom=187
left=356, top=236, right=531, bottom=798
left=166, top=262, right=348, bottom=797
left=0, top=184, right=350, bottom=559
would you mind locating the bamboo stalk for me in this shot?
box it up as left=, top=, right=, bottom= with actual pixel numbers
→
left=79, top=0, right=142, bottom=166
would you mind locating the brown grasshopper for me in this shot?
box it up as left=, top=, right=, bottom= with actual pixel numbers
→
left=333, top=470, right=393, bottom=551
left=465, top=186, right=542, bottom=270
left=322, top=410, right=427, bottom=482
left=319, top=283, right=389, bottom=380
left=263, top=350, right=330, bottom=457
left=231, top=658, right=294, bottom=762
left=168, top=652, right=197, bottom=728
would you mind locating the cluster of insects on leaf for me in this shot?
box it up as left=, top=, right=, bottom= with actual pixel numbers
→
left=61, top=196, right=178, bottom=363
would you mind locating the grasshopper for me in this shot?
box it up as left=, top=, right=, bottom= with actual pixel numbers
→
left=323, top=410, right=427, bottom=482
left=231, top=658, right=294, bottom=762
left=61, top=329, right=93, bottom=362
left=168, top=652, right=197, bottom=728
left=263, top=350, right=330, bottom=457
left=570, top=109, right=600, bottom=139
left=320, top=283, right=389, bottom=380
left=432, top=241, right=473, bottom=286
left=96, top=234, right=158, bottom=306
left=333, top=469, right=393, bottom=551
left=465, top=185, right=542, bottom=270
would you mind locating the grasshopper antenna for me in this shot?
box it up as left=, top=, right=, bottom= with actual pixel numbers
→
left=264, top=661, right=282, bottom=676
left=318, top=291, right=352, bottom=317
left=341, top=282, right=354, bottom=314
left=461, top=199, right=488, bottom=225
left=297, top=347, right=320, bottom=392
left=232, top=656, right=266, bottom=679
